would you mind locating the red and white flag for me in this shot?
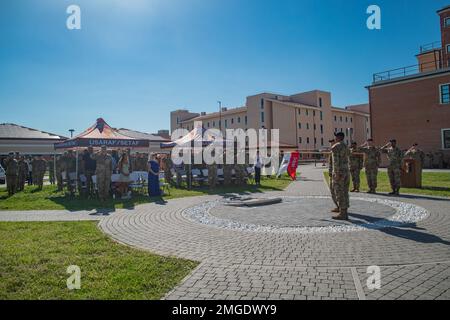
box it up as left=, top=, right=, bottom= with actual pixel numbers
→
left=287, top=151, right=300, bottom=181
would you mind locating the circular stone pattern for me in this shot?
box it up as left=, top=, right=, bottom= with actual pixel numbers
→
left=182, top=196, right=429, bottom=234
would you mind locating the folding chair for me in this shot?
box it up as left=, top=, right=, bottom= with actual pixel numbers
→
left=159, top=172, right=170, bottom=195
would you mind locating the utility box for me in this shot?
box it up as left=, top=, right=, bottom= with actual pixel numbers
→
left=401, top=159, right=422, bottom=188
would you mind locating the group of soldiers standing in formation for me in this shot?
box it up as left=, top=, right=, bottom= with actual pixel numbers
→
left=160, top=153, right=249, bottom=189
left=2, top=152, right=48, bottom=196
left=328, top=133, right=427, bottom=220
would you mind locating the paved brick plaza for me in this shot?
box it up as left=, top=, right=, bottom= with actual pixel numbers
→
left=2, top=164, right=449, bottom=300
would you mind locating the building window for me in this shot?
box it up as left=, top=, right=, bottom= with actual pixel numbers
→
left=213, top=121, right=215, bottom=127
left=340, top=116, right=343, bottom=122
left=442, top=129, right=450, bottom=149
left=345, top=117, right=348, bottom=122
left=231, top=118, right=234, bottom=124
left=299, top=137, right=302, bottom=144
left=320, top=111, right=323, bottom=121
left=306, top=137, right=310, bottom=144
left=225, top=119, right=228, bottom=128
left=260, top=98, right=264, bottom=109
left=313, top=124, right=316, bottom=131
left=314, top=137, right=317, bottom=145
left=319, top=97, right=322, bottom=107
left=334, top=116, right=337, bottom=121
left=320, top=124, right=323, bottom=134
left=440, top=83, right=450, bottom=104
left=313, top=111, right=316, bottom=117
left=306, top=110, right=309, bottom=116
left=321, top=138, right=324, bottom=146
left=298, top=109, right=301, bottom=115
left=237, top=117, right=241, bottom=123
left=350, top=117, right=353, bottom=123
left=298, top=123, right=301, bottom=129
left=261, top=112, right=265, bottom=123
left=334, top=128, right=337, bottom=132
left=245, top=116, right=248, bottom=125
left=340, top=128, right=343, bottom=132
left=446, top=17, right=450, bottom=27
left=306, top=123, right=309, bottom=130
left=207, top=122, right=210, bottom=128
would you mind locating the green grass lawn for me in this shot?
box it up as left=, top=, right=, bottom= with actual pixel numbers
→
left=0, top=176, right=292, bottom=211
left=323, top=171, right=450, bottom=197
left=0, top=221, right=197, bottom=299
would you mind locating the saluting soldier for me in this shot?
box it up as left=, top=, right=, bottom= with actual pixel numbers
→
left=328, top=139, right=339, bottom=213
left=358, top=138, right=381, bottom=194
left=349, top=142, right=363, bottom=193
left=162, top=155, right=174, bottom=185
left=381, top=139, right=404, bottom=195
left=93, top=146, right=113, bottom=202
left=56, top=153, right=66, bottom=192
left=330, top=132, right=350, bottom=220
left=4, top=152, right=18, bottom=196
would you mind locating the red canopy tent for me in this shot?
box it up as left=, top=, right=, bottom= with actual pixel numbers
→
left=53, top=118, right=150, bottom=190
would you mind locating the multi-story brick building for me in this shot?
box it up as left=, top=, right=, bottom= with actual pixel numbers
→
left=368, top=5, right=450, bottom=159
left=171, top=90, right=370, bottom=152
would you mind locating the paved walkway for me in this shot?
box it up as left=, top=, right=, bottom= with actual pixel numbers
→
left=1, top=164, right=449, bottom=300
left=98, top=164, right=450, bottom=300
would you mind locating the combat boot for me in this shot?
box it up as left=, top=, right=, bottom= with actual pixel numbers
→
left=331, top=207, right=340, bottom=213
left=332, top=209, right=348, bottom=220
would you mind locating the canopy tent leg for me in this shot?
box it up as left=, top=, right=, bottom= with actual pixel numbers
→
left=75, top=149, right=79, bottom=192
left=53, top=152, right=56, bottom=187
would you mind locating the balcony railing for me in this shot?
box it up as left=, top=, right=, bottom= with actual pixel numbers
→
left=419, top=41, right=441, bottom=53
left=373, top=59, right=443, bottom=83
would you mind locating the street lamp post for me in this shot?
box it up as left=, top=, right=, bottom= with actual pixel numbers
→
left=218, top=101, right=222, bottom=133
left=69, top=129, right=75, bottom=138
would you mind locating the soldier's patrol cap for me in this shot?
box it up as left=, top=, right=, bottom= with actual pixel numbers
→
left=8, top=151, right=14, bottom=155
left=351, top=141, right=357, bottom=145
left=413, top=143, right=418, bottom=146
left=334, top=132, right=345, bottom=138
left=389, top=139, right=397, bottom=143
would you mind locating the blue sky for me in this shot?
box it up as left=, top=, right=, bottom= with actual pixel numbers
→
left=0, top=0, right=448, bottom=136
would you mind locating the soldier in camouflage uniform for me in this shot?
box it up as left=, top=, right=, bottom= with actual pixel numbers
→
left=223, top=161, right=233, bottom=186
left=434, top=151, right=444, bottom=169
left=358, top=139, right=381, bottom=193
left=31, top=156, right=39, bottom=186
left=17, top=156, right=28, bottom=192
left=405, top=143, right=425, bottom=180
left=327, top=139, right=339, bottom=212
left=93, top=146, right=113, bottom=202
left=56, top=153, right=66, bottom=192
left=35, top=155, right=47, bottom=190
left=208, top=161, right=218, bottom=189
left=235, top=164, right=247, bottom=186
left=330, top=132, right=350, bottom=220
left=349, top=142, right=363, bottom=192
left=65, top=151, right=77, bottom=195
left=381, top=139, right=404, bottom=195
left=162, top=155, right=174, bottom=185
left=48, top=157, right=55, bottom=185
left=4, top=152, right=18, bottom=196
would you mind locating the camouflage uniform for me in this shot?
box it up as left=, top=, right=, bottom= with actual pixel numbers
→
left=223, top=164, right=233, bottom=186
left=331, top=141, right=350, bottom=213
left=434, top=151, right=444, bottom=169
left=48, top=158, right=55, bottom=185
left=382, top=146, right=404, bottom=194
left=208, top=163, right=218, bottom=189
left=235, top=164, right=247, bottom=186
left=331, top=141, right=350, bottom=212
left=31, top=158, right=38, bottom=186
left=65, top=154, right=77, bottom=194
left=56, top=155, right=66, bottom=191
left=17, top=157, right=28, bottom=191
left=4, top=156, right=18, bottom=196
left=162, top=157, right=173, bottom=185
left=328, top=152, right=338, bottom=208
left=349, top=147, right=363, bottom=191
left=35, top=158, right=47, bottom=190
left=359, top=146, right=381, bottom=192
left=93, top=153, right=113, bottom=201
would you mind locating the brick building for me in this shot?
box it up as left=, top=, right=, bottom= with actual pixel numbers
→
left=171, top=90, right=370, bottom=152
left=368, top=5, right=450, bottom=164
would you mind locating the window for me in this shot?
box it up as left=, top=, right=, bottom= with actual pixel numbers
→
left=213, top=121, right=215, bottom=127
left=299, top=137, right=302, bottom=144
left=340, top=116, right=343, bottom=122
left=313, top=111, right=316, bottom=117
left=320, top=111, right=323, bottom=121
left=314, top=137, right=317, bottom=145
left=306, top=110, right=309, bottom=116
left=237, top=117, right=241, bottom=123
left=446, top=17, right=450, bottom=27
left=319, top=97, right=322, bottom=107
left=447, top=45, right=450, bottom=53
left=298, top=123, right=301, bottom=129
left=260, top=98, right=264, bottom=109
left=440, top=83, right=450, bottom=104
left=245, top=116, right=248, bottom=125
left=334, top=116, right=337, bottom=121
left=334, top=128, right=337, bottom=132
left=261, top=112, right=265, bottom=123
left=313, top=124, right=316, bottom=131
left=442, top=129, right=450, bottom=149
left=306, top=137, right=310, bottom=144
left=225, top=119, right=228, bottom=128
left=345, top=117, right=348, bottom=122
left=320, top=124, right=323, bottom=134
left=298, top=109, right=301, bottom=115
left=306, top=123, right=309, bottom=130
left=340, top=128, right=343, bottom=132
left=321, top=138, right=324, bottom=146
left=350, top=117, right=353, bottom=123
left=207, top=122, right=210, bottom=128
left=231, top=118, right=234, bottom=124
